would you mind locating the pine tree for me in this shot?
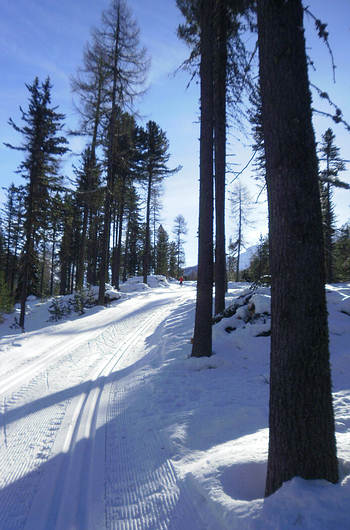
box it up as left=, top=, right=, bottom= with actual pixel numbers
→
left=5, top=77, right=68, bottom=329
left=257, top=0, right=338, bottom=496
left=168, top=241, right=178, bottom=278
left=333, top=224, right=350, bottom=281
left=318, top=128, right=347, bottom=284
left=155, top=225, right=169, bottom=276
left=137, top=121, right=179, bottom=284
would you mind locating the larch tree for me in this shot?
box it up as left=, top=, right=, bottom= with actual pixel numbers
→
left=257, top=0, right=338, bottom=496
left=172, top=214, right=188, bottom=277
left=229, top=180, right=253, bottom=282
left=5, top=77, right=68, bottom=330
left=95, top=0, right=149, bottom=304
left=191, top=0, right=215, bottom=357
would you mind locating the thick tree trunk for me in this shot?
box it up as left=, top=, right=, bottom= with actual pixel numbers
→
left=191, top=0, right=214, bottom=357
left=257, top=0, right=338, bottom=497
left=214, top=0, right=227, bottom=315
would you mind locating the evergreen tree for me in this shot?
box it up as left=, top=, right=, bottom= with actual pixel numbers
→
left=155, top=225, right=169, bottom=276
left=241, top=234, right=270, bottom=284
left=122, top=185, right=142, bottom=280
left=5, top=77, right=68, bottom=329
left=168, top=241, right=178, bottom=278
left=257, top=0, right=338, bottom=496
left=318, top=128, right=347, bottom=284
left=137, top=121, right=179, bottom=284
left=333, top=224, right=350, bottom=281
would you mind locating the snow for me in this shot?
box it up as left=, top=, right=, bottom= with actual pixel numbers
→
left=0, top=278, right=350, bottom=528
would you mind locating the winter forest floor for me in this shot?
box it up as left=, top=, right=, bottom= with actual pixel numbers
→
left=0, top=277, right=350, bottom=529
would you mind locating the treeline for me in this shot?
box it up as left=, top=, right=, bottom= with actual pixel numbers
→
left=0, top=0, right=186, bottom=327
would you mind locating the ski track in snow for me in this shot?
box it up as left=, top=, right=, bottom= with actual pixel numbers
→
left=0, top=289, right=212, bottom=530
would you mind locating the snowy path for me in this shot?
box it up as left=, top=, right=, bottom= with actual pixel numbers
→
left=0, top=287, right=212, bottom=530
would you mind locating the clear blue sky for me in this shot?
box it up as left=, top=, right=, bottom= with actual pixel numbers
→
left=1, top=0, right=349, bottom=267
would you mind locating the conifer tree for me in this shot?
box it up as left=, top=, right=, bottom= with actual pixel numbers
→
left=137, top=121, right=179, bottom=284
left=95, top=0, right=149, bottom=304
left=229, top=180, right=253, bottom=281
left=172, top=214, right=188, bottom=277
left=5, top=77, right=68, bottom=329
left=318, top=128, right=346, bottom=284
left=333, top=224, right=350, bottom=281
left=168, top=241, right=178, bottom=278
left=257, top=0, right=338, bottom=496
left=155, top=225, right=169, bottom=276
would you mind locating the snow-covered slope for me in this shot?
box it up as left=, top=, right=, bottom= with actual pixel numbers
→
left=0, top=279, right=349, bottom=529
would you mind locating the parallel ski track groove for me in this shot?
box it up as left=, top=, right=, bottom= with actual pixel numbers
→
left=23, top=302, right=170, bottom=530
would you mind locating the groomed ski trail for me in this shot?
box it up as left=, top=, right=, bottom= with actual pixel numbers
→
left=0, top=287, right=217, bottom=529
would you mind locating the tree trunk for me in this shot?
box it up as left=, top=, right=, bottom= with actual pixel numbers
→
left=50, top=224, right=56, bottom=296
left=191, top=0, right=214, bottom=358
left=75, top=205, right=88, bottom=291
left=235, top=193, right=242, bottom=282
left=143, top=173, right=152, bottom=285
left=214, top=0, right=227, bottom=315
left=257, top=0, right=338, bottom=497
left=113, top=173, right=126, bottom=289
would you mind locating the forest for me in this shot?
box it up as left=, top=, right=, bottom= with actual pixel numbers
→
left=1, top=0, right=350, bottom=502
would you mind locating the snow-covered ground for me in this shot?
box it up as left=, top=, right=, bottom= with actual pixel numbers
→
left=0, top=277, right=350, bottom=529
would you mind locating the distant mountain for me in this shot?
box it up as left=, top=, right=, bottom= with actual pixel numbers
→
left=183, top=265, right=198, bottom=280
left=183, top=244, right=259, bottom=280
left=239, top=244, right=258, bottom=271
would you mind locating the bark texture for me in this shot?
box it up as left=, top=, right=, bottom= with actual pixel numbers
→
left=257, top=0, right=338, bottom=496
left=191, top=0, right=214, bottom=357
left=214, top=0, right=227, bottom=315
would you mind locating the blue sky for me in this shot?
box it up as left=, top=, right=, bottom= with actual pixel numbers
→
left=1, top=0, right=350, bottom=267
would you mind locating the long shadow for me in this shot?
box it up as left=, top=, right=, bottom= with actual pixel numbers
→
left=142, top=296, right=269, bottom=453
left=31, top=295, right=177, bottom=337
left=0, top=396, right=192, bottom=530
left=0, top=291, right=270, bottom=527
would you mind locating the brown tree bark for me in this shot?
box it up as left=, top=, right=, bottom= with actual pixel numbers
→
left=214, top=0, right=227, bottom=315
left=257, top=0, right=338, bottom=496
left=191, top=0, right=215, bottom=357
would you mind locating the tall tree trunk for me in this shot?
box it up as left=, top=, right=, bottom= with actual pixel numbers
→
left=191, top=0, right=214, bottom=358
left=40, top=233, right=47, bottom=297
left=98, top=7, right=120, bottom=305
left=257, top=0, right=338, bottom=497
left=50, top=224, right=57, bottom=296
left=214, top=0, right=227, bottom=315
left=113, top=173, right=126, bottom=289
left=75, top=205, right=89, bottom=290
left=143, top=173, right=153, bottom=284
left=235, top=193, right=242, bottom=282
